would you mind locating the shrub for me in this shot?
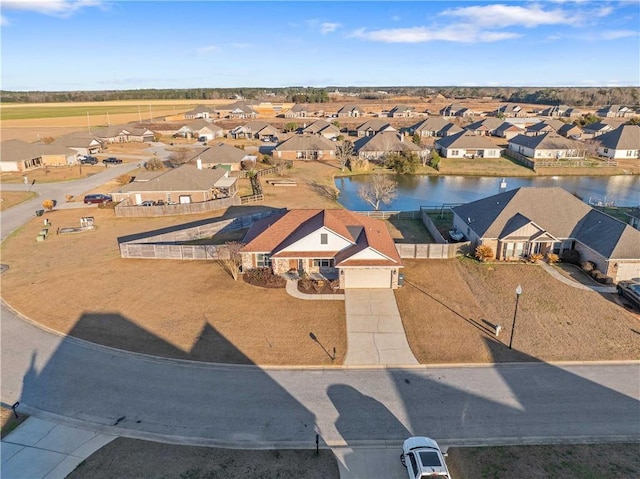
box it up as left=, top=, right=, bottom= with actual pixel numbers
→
left=475, top=244, right=494, bottom=262
left=116, top=174, right=133, bottom=186
left=145, top=158, right=164, bottom=171
left=243, top=268, right=286, bottom=288
left=65, top=194, right=74, bottom=202
left=530, top=253, right=544, bottom=263
left=546, top=253, right=560, bottom=264
left=582, top=261, right=596, bottom=272
left=299, top=278, right=313, bottom=291
left=560, top=250, right=581, bottom=265
left=42, top=199, right=54, bottom=211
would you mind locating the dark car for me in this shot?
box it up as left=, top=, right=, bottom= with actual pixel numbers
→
left=84, top=194, right=113, bottom=204
left=617, top=280, right=640, bottom=309
left=102, top=157, right=122, bottom=165
left=79, top=156, right=98, bottom=165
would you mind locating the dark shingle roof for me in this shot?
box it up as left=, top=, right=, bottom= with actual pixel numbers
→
left=435, top=130, right=498, bottom=150
left=509, top=132, right=580, bottom=150
left=596, top=125, right=640, bottom=150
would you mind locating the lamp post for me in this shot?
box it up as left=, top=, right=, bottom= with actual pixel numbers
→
left=508, top=285, right=523, bottom=349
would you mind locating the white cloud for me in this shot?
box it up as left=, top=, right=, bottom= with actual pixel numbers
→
left=197, top=45, right=219, bottom=54
left=319, top=22, right=341, bottom=34
left=350, top=25, right=520, bottom=43
left=600, top=30, right=638, bottom=40
left=1, top=0, right=106, bottom=18
left=440, top=4, right=573, bottom=28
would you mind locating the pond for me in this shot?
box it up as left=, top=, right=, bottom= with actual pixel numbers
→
left=335, top=175, right=640, bottom=211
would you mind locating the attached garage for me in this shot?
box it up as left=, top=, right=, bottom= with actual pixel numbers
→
left=614, top=262, right=640, bottom=282
left=343, top=268, right=392, bottom=289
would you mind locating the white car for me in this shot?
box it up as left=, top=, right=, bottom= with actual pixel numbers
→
left=400, top=436, right=451, bottom=478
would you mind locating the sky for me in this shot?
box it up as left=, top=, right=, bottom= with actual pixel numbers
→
left=1, top=0, right=639, bottom=91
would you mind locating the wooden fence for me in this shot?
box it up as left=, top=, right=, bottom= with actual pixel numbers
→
left=115, top=196, right=240, bottom=217
left=395, top=242, right=472, bottom=259
left=240, top=194, right=264, bottom=204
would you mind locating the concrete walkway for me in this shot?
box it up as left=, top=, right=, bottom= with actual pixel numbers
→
left=1, top=417, right=115, bottom=479
left=285, top=279, right=345, bottom=300
left=344, top=290, right=418, bottom=366
left=540, top=262, right=617, bottom=293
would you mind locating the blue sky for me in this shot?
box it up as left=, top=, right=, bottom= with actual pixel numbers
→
left=1, top=1, right=639, bottom=91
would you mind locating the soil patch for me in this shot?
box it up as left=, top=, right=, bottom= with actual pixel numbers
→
left=68, top=438, right=340, bottom=479
left=0, top=405, right=28, bottom=439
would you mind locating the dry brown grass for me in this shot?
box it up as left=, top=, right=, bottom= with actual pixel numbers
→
left=0, top=191, right=37, bottom=210
left=396, top=259, right=640, bottom=363
left=1, top=165, right=105, bottom=184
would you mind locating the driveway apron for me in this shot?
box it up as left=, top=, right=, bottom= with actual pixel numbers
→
left=344, top=289, right=418, bottom=366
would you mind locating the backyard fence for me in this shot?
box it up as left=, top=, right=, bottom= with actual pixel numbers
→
left=114, top=196, right=241, bottom=218
left=395, top=242, right=471, bottom=259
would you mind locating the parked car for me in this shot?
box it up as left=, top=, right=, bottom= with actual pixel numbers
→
left=102, top=157, right=122, bottom=165
left=79, top=156, right=98, bottom=165
left=617, top=279, right=640, bottom=309
left=400, top=437, right=451, bottom=479
left=139, top=201, right=155, bottom=206
left=83, top=194, right=112, bottom=204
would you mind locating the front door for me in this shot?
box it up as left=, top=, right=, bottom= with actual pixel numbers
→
left=298, top=259, right=305, bottom=273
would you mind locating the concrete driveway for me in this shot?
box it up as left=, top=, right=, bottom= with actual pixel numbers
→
left=344, top=289, right=418, bottom=366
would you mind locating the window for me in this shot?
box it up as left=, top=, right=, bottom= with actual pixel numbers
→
left=627, top=150, right=635, bottom=157
left=450, top=149, right=459, bottom=156
left=313, top=259, right=333, bottom=267
left=256, top=253, right=271, bottom=268
left=320, top=233, right=328, bottom=245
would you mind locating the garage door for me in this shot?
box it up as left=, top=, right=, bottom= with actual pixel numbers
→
left=617, top=262, right=640, bottom=281
left=343, top=269, right=391, bottom=289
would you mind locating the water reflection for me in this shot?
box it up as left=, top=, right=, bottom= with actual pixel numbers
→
left=336, top=175, right=640, bottom=211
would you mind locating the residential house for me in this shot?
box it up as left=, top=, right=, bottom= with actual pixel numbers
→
left=409, top=117, right=462, bottom=138
left=596, top=125, right=640, bottom=160
left=175, top=120, right=224, bottom=140
left=451, top=187, right=640, bottom=282
left=508, top=133, right=584, bottom=159
left=239, top=209, right=403, bottom=289
left=302, top=120, right=341, bottom=140
left=583, top=119, right=626, bottom=137
left=540, top=105, right=581, bottom=118
left=435, top=131, right=502, bottom=158
left=226, top=102, right=258, bottom=120
left=354, top=119, right=395, bottom=137
left=184, top=105, right=214, bottom=120
left=354, top=131, right=425, bottom=162
left=388, top=105, right=414, bottom=118
left=596, top=105, right=636, bottom=118
left=494, top=122, right=525, bottom=140
left=525, top=119, right=566, bottom=136
left=91, top=125, right=155, bottom=143
left=51, top=131, right=102, bottom=156
left=557, top=123, right=584, bottom=140
left=336, top=105, right=363, bottom=118
left=440, top=104, right=475, bottom=117
left=464, top=118, right=503, bottom=136
left=186, top=143, right=256, bottom=171
left=272, top=134, right=337, bottom=161
left=492, top=104, right=528, bottom=118
left=284, top=104, right=309, bottom=118
left=111, top=163, right=237, bottom=204
left=229, top=121, right=280, bottom=141
left=0, top=139, right=77, bottom=172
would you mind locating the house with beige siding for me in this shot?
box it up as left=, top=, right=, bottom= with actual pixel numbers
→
left=186, top=143, right=256, bottom=171
left=229, top=121, right=279, bottom=141
left=91, top=125, right=155, bottom=143
left=451, top=187, right=640, bottom=282
left=596, top=105, right=636, bottom=118
left=354, top=119, right=395, bottom=137
left=302, top=120, right=341, bottom=140
left=508, top=133, right=584, bottom=159
left=336, top=105, right=363, bottom=118
left=51, top=131, right=103, bottom=156
left=464, top=118, right=503, bottom=136
left=435, top=131, right=502, bottom=158
left=272, top=134, right=336, bottom=161
left=176, top=119, right=224, bottom=140
left=354, top=131, right=425, bottom=161
left=388, top=105, right=414, bottom=118
left=284, top=104, right=309, bottom=118
left=410, top=117, right=463, bottom=137
left=0, top=139, right=77, bottom=172
left=240, top=209, right=403, bottom=289
left=525, top=119, right=565, bottom=136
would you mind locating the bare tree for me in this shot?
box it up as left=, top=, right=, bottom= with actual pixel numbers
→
left=218, top=241, right=243, bottom=281
left=168, top=147, right=190, bottom=167
left=336, top=140, right=354, bottom=171
left=358, top=172, right=397, bottom=210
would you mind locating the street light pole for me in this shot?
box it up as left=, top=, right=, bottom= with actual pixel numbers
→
left=508, top=285, right=523, bottom=349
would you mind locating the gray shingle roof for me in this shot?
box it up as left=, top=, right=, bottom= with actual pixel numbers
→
left=274, top=134, right=337, bottom=151
left=410, top=117, right=450, bottom=132
left=465, top=118, right=503, bottom=132
left=356, top=119, right=393, bottom=132
left=596, top=125, right=640, bottom=150
left=117, top=164, right=228, bottom=193
left=354, top=131, right=422, bottom=153
left=302, top=120, right=340, bottom=135
left=0, top=139, right=75, bottom=162
left=435, top=130, right=499, bottom=150
left=508, top=132, right=580, bottom=150
left=187, top=143, right=250, bottom=165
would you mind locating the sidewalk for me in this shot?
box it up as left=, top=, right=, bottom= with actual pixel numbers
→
left=1, top=417, right=115, bottom=479
left=540, top=262, right=617, bottom=293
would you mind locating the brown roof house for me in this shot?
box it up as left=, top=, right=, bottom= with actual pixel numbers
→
left=272, top=134, right=337, bottom=161
left=0, top=139, right=77, bottom=172
left=112, top=163, right=238, bottom=204
left=540, top=105, right=581, bottom=118
left=186, top=143, right=256, bottom=171
left=596, top=125, right=640, bottom=160
left=464, top=118, right=503, bottom=136
left=226, top=102, right=258, bottom=120
left=440, top=103, right=475, bottom=117
left=354, top=131, right=425, bottom=161
left=388, top=105, right=414, bottom=118
left=525, top=119, right=565, bottom=136
left=435, top=131, right=502, bottom=158
left=494, top=122, right=525, bottom=140
left=91, top=125, right=155, bottom=143
left=409, top=117, right=463, bottom=137
left=302, top=120, right=341, bottom=140
left=492, top=104, right=529, bottom=118
left=175, top=120, right=224, bottom=140
left=184, top=105, right=215, bottom=120
left=229, top=121, right=279, bottom=141
left=51, top=131, right=103, bottom=155
left=239, top=209, right=403, bottom=289
left=508, top=133, right=584, bottom=159
left=451, top=187, right=640, bottom=282
left=583, top=119, right=626, bottom=137
left=284, top=104, right=309, bottom=118
left=354, top=119, right=395, bottom=137
left=596, top=105, right=636, bottom=118
left=336, top=105, right=363, bottom=118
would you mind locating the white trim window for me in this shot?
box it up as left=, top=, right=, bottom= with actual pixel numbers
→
left=312, top=259, right=333, bottom=267
left=256, top=253, right=271, bottom=268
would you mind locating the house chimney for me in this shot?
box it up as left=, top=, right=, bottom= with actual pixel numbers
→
left=196, top=158, right=202, bottom=170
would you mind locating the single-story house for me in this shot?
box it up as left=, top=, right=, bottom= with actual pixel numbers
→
left=451, top=187, right=640, bottom=282
left=226, top=102, right=258, bottom=120
left=410, top=117, right=463, bottom=137
left=0, top=139, right=78, bottom=172
left=494, top=122, right=525, bottom=140
left=557, top=123, right=584, bottom=140
left=302, top=120, right=341, bottom=140
left=229, top=121, right=279, bottom=141
left=354, top=119, right=395, bottom=137
left=186, top=143, right=256, bottom=171
left=354, top=131, right=425, bottom=161
left=435, top=131, right=502, bottom=158
left=440, top=104, right=475, bottom=117
left=111, top=163, right=238, bottom=204
left=272, top=134, right=337, bottom=161
left=583, top=120, right=625, bottom=137
left=239, top=209, right=403, bottom=289
left=596, top=105, right=636, bottom=118
left=184, top=105, right=214, bottom=120
left=540, top=105, right=581, bottom=117
left=596, top=125, right=640, bottom=160
left=91, top=125, right=155, bottom=143
left=492, top=104, right=529, bottom=118
left=508, top=133, right=584, bottom=159
left=51, top=131, right=103, bottom=155
left=284, top=104, right=309, bottom=118
left=388, top=105, right=414, bottom=118
left=175, top=120, right=224, bottom=140
left=336, top=105, right=363, bottom=118
left=525, top=119, right=565, bottom=136
left=464, top=118, right=503, bottom=136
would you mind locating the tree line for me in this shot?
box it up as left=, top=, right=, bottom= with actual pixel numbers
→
left=0, top=86, right=637, bottom=107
